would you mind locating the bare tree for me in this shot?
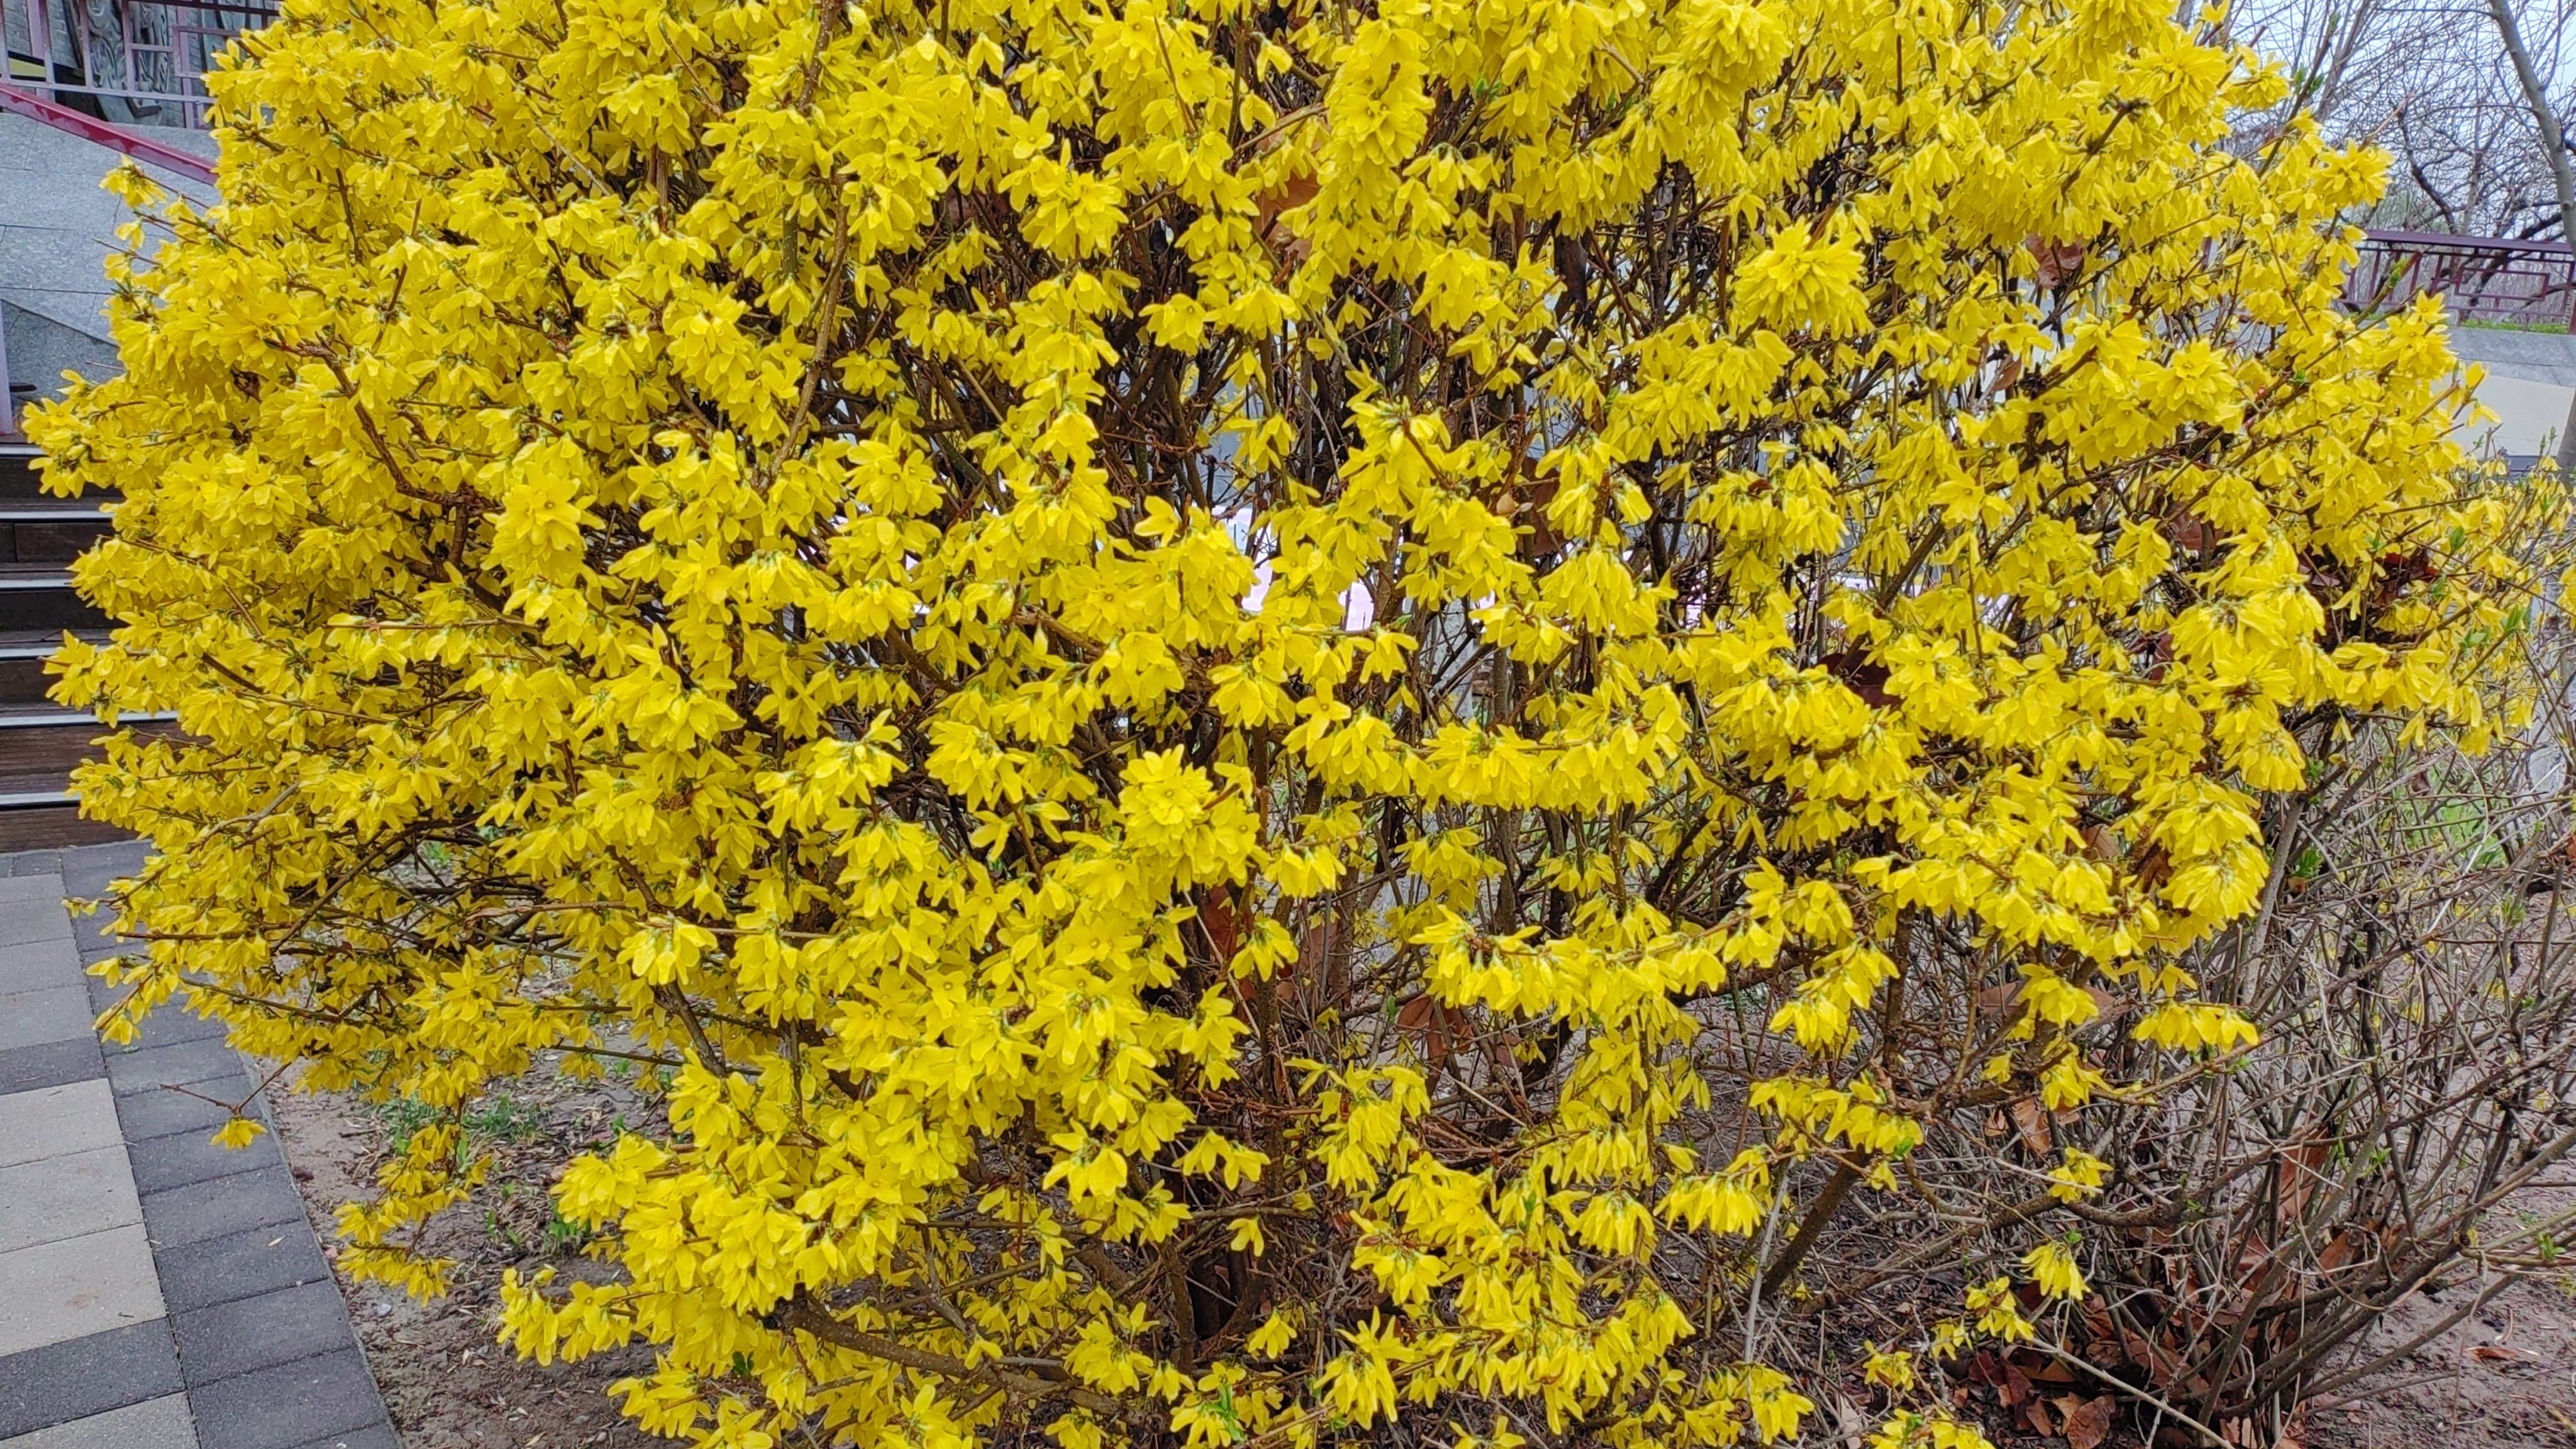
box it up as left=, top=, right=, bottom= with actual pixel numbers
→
left=2234, top=0, right=2576, bottom=241
left=2487, top=0, right=2576, bottom=240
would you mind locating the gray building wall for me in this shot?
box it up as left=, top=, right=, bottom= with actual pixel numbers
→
left=0, top=109, right=214, bottom=428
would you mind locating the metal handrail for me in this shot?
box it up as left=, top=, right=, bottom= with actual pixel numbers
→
left=3, top=0, right=272, bottom=135
left=2345, top=229, right=2576, bottom=330
left=0, top=82, right=215, bottom=180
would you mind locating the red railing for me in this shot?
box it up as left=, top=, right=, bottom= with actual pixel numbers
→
left=3, top=0, right=269, bottom=133
left=0, top=82, right=214, bottom=182
left=2345, top=229, right=2576, bottom=330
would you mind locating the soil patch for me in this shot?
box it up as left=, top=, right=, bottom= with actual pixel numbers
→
left=269, top=1067, right=667, bottom=1448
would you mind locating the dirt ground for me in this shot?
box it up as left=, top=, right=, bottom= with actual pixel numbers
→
left=268, top=1066, right=667, bottom=1449
left=2302, top=1264, right=2576, bottom=1448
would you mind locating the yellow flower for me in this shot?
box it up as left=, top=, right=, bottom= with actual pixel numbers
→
left=211, top=1116, right=265, bottom=1151
left=33, top=0, right=2563, bottom=1441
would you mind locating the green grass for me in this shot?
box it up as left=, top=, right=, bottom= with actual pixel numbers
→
left=2459, top=317, right=2572, bottom=335
left=374, top=1089, right=547, bottom=1157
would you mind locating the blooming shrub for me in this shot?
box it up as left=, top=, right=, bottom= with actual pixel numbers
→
left=33, top=0, right=2564, bottom=1443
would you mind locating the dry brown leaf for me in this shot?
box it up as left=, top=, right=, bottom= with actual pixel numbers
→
left=2026, top=234, right=2089, bottom=289
left=1392, top=994, right=1455, bottom=1068
left=2063, top=1394, right=2114, bottom=1449
left=2273, top=1136, right=2330, bottom=1225
left=2318, top=1229, right=2355, bottom=1271
left=2009, top=1096, right=2053, bottom=1155
left=1252, top=173, right=1319, bottom=270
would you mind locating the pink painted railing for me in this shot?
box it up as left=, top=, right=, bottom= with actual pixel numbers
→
left=0, top=83, right=213, bottom=183
left=2345, top=230, right=2576, bottom=330
left=3, top=0, right=268, bottom=135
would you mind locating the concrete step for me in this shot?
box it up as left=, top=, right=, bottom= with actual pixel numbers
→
left=0, top=721, right=173, bottom=802
left=0, top=512, right=110, bottom=567
left=0, top=577, right=107, bottom=635
left=0, top=805, right=135, bottom=848
left=0, top=644, right=82, bottom=711
left=0, top=448, right=107, bottom=504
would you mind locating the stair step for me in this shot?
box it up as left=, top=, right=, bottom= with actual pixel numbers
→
left=0, top=709, right=172, bottom=728
left=0, top=632, right=111, bottom=710
left=0, top=455, right=143, bottom=848
left=0, top=718, right=177, bottom=807
left=0, top=805, right=134, bottom=849
left=0, top=447, right=116, bottom=504
left=0, top=721, right=109, bottom=797
left=0, top=577, right=107, bottom=633
left=0, top=652, right=57, bottom=710
left=0, top=516, right=109, bottom=566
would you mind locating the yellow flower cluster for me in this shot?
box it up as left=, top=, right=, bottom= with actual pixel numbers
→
left=31, top=0, right=2562, bottom=1443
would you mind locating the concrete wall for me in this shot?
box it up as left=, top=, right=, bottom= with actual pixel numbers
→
left=0, top=109, right=214, bottom=426
left=2448, top=330, right=2576, bottom=465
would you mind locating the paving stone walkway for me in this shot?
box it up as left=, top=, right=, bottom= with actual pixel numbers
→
left=0, top=841, right=396, bottom=1448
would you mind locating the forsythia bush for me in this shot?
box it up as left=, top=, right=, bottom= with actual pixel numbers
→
left=33, top=0, right=2565, bottom=1442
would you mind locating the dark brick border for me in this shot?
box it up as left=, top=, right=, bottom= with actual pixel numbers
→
left=0, top=1319, right=182, bottom=1438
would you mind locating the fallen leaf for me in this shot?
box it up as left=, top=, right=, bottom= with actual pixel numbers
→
left=2009, top=1096, right=2053, bottom=1155
left=2027, top=1354, right=2076, bottom=1383
left=2063, top=1394, right=2115, bottom=1449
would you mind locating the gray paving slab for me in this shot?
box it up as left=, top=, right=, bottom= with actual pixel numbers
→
left=128, top=1118, right=280, bottom=1196
left=187, top=1346, right=382, bottom=1449
left=67, top=924, right=120, bottom=965
left=0, top=943, right=75, bottom=999
left=0, top=1320, right=182, bottom=1437
left=103, top=1039, right=253, bottom=1099
left=0, top=986, right=89, bottom=1053
left=0, top=1392, right=196, bottom=1449
left=0, top=879, right=65, bottom=906
left=170, top=1282, right=357, bottom=1385
left=0, top=1040, right=98, bottom=1098
left=137, top=1170, right=307, bottom=1251
left=58, top=884, right=130, bottom=922
left=0, top=1143, right=140, bottom=1253
left=119, top=1006, right=226, bottom=1054
left=0, top=1224, right=162, bottom=1357
left=114, top=1077, right=249, bottom=1145
left=0, top=901, right=72, bottom=952
left=0, top=1080, right=116, bottom=1169
left=56, top=856, right=145, bottom=904
left=2, top=855, right=63, bottom=883
left=153, top=1221, right=332, bottom=1316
